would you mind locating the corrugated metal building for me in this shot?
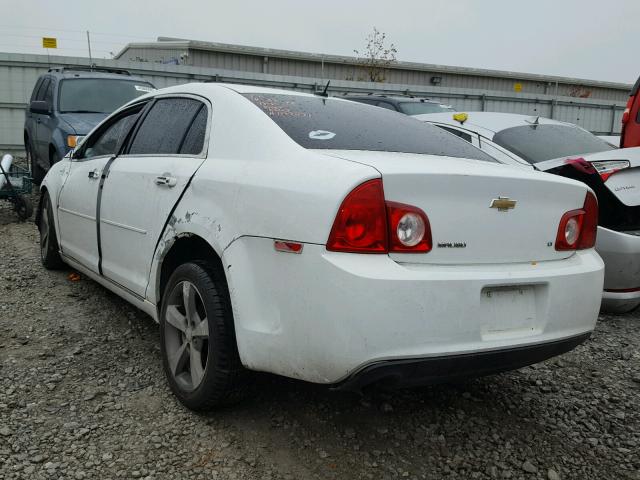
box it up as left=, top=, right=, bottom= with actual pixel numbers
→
left=115, top=37, right=632, bottom=102
left=0, top=51, right=630, bottom=152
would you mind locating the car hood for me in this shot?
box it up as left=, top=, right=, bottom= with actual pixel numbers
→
left=58, top=113, right=109, bottom=135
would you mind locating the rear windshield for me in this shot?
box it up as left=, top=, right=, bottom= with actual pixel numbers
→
left=243, top=93, right=494, bottom=161
left=492, top=124, right=615, bottom=164
left=58, top=79, right=155, bottom=114
left=398, top=102, right=455, bottom=115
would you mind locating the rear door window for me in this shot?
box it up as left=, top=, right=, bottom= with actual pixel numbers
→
left=179, top=106, right=208, bottom=155
left=243, top=93, right=495, bottom=162
left=128, top=98, right=204, bottom=155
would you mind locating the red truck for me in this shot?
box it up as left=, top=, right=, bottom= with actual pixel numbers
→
left=621, top=76, right=640, bottom=147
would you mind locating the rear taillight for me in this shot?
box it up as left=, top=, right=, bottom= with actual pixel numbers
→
left=555, top=191, right=598, bottom=251
left=326, top=179, right=388, bottom=253
left=386, top=202, right=432, bottom=252
left=589, top=160, right=630, bottom=182
left=579, top=191, right=598, bottom=249
left=327, top=179, right=432, bottom=254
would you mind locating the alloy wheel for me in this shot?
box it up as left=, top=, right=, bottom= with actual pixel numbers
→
left=164, top=281, right=210, bottom=392
left=40, top=196, right=50, bottom=258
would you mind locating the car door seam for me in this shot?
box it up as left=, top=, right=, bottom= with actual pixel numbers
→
left=96, top=155, right=117, bottom=276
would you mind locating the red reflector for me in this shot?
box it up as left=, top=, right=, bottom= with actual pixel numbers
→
left=326, top=179, right=388, bottom=253
left=274, top=241, right=303, bottom=253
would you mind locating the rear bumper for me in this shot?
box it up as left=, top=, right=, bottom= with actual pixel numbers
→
left=596, top=227, right=640, bottom=312
left=336, top=332, right=591, bottom=391
left=224, top=238, right=604, bottom=384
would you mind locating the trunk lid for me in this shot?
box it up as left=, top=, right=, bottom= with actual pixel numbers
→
left=322, top=150, right=589, bottom=265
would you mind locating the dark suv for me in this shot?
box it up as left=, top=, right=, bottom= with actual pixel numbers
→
left=342, top=94, right=455, bottom=115
left=24, top=67, right=155, bottom=183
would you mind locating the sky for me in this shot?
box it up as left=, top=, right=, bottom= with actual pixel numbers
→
left=0, top=0, right=638, bottom=84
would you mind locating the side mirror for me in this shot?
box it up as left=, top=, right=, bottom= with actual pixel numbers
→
left=30, top=100, right=51, bottom=115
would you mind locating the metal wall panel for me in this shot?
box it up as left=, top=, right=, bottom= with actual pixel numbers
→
left=186, top=49, right=629, bottom=103
left=0, top=52, right=626, bottom=152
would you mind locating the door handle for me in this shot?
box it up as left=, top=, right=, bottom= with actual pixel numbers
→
left=88, top=169, right=100, bottom=179
left=155, top=175, right=177, bottom=187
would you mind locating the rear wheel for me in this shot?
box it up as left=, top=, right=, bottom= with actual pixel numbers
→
left=38, top=192, right=64, bottom=269
left=26, top=141, right=44, bottom=185
left=159, top=261, right=249, bottom=410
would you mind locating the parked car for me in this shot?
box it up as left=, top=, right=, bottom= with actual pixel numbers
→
left=24, top=67, right=155, bottom=184
left=416, top=111, right=640, bottom=313
left=621, top=75, right=640, bottom=148
left=342, top=94, right=455, bottom=115
left=38, top=84, right=603, bottom=410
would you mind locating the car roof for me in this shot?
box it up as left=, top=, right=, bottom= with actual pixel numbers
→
left=138, top=82, right=361, bottom=100
left=120, top=83, right=453, bottom=116
left=45, top=68, right=150, bottom=83
left=414, top=111, right=574, bottom=136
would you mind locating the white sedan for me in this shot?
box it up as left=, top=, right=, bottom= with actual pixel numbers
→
left=415, top=112, right=640, bottom=313
left=38, top=84, right=604, bottom=410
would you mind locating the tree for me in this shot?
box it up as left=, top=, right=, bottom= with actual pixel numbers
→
left=353, top=27, right=398, bottom=83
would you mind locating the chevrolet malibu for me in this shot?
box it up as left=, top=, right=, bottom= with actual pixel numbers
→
left=37, top=84, right=604, bottom=410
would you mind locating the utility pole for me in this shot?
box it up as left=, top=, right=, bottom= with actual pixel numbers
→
left=86, top=31, right=93, bottom=67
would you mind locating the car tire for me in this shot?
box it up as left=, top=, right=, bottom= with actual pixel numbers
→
left=602, top=301, right=640, bottom=315
left=27, top=141, right=45, bottom=185
left=159, top=260, right=250, bottom=410
left=38, top=192, right=64, bottom=270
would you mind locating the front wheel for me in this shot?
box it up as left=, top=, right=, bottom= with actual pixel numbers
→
left=159, top=261, right=249, bottom=410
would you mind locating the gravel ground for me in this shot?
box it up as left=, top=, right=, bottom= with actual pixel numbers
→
left=0, top=188, right=639, bottom=480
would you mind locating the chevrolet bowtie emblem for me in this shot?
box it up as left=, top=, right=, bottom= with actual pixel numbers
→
left=490, top=197, right=517, bottom=211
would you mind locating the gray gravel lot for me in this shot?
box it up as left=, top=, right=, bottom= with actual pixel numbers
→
left=0, top=191, right=639, bottom=480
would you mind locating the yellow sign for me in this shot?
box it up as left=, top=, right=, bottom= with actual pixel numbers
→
left=42, top=37, right=57, bottom=49
left=514, top=82, right=523, bottom=92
